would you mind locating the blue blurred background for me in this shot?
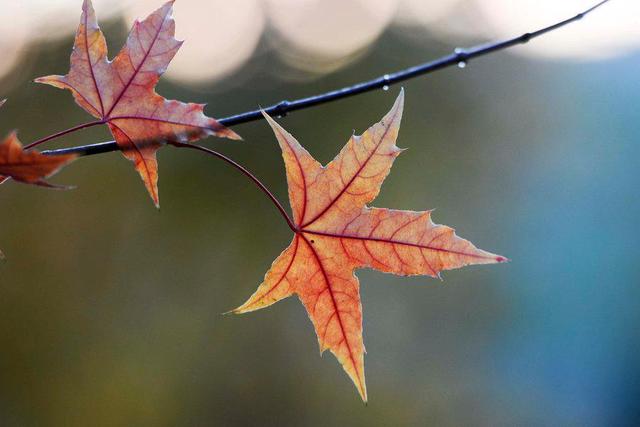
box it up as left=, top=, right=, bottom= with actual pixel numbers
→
left=0, top=0, right=638, bottom=425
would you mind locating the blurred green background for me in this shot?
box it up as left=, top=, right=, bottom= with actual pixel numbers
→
left=0, top=1, right=639, bottom=426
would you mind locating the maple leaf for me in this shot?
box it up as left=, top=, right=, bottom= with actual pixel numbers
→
left=35, top=0, right=240, bottom=207
left=232, top=90, right=507, bottom=401
left=0, top=131, right=77, bottom=188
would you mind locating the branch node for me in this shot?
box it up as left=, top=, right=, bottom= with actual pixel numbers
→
left=272, top=100, right=291, bottom=118
left=454, top=48, right=469, bottom=68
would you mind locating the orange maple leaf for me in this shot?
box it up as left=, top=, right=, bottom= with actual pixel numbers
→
left=0, top=131, right=77, bottom=188
left=233, top=91, right=507, bottom=401
left=36, top=0, right=240, bottom=207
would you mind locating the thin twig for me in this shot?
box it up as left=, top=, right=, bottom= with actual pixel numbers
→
left=41, top=0, right=611, bottom=158
left=170, top=141, right=298, bottom=232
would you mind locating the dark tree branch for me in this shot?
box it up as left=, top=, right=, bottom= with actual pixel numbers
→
left=41, top=0, right=611, bottom=158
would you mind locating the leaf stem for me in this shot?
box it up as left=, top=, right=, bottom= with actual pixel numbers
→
left=170, top=141, right=298, bottom=233
left=41, top=0, right=611, bottom=158
left=24, top=120, right=105, bottom=151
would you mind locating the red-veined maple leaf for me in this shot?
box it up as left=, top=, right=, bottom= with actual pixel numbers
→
left=36, top=0, right=240, bottom=207
left=232, top=90, right=507, bottom=401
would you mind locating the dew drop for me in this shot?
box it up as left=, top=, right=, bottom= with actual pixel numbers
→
left=457, top=61, right=467, bottom=69
left=382, top=85, right=389, bottom=91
